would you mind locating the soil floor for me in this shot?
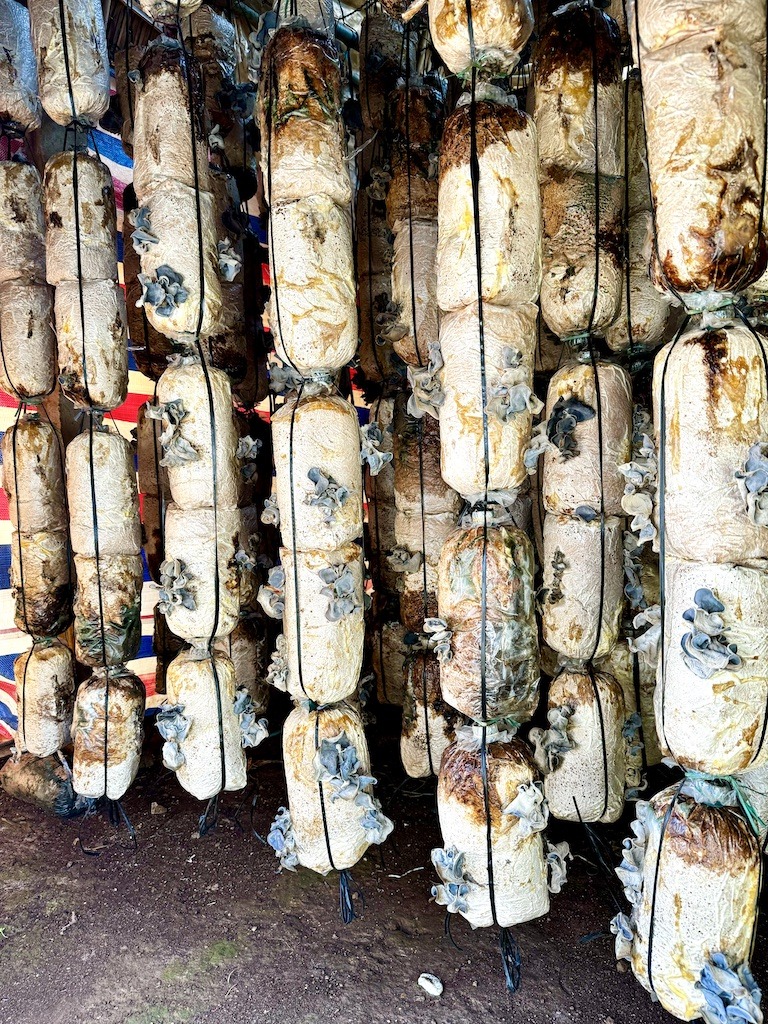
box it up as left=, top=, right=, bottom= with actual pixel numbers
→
left=0, top=711, right=764, bottom=1024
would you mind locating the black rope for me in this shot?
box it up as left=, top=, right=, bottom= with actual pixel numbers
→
left=176, top=3, right=228, bottom=798
left=402, top=27, right=424, bottom=367
left=10, top=406, right=31, bottom=636
left=198, top=793, right=220, bottom=836
left=462, top=0, right=504, bottom=969
left=645, top=781, right=683, bottom=997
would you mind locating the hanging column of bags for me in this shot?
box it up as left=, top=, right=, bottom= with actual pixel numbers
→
left=611, top=0, right=768, bottom=1019
left=258, top=5, right=393, bottom=916
left=423, top=0, right=571, bottom=990
left=527, top=1, right=631, bottom=827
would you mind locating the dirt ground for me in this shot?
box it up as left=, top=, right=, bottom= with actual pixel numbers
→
left=0, top=712, right=762, bottom=1024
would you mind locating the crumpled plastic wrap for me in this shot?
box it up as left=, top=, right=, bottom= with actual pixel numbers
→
left=372, top=618, right=407, bottom=707
left=738, top=764, right=768, bottom=850
left=623, top=783, right=760, bottom=1021
left=201, top=62, right=252, bottom=179
left=28, top=0, right=109, bottom=126
left=543, top=360, right=632, bottom=516
left=541, top=513, right=625, bottom=661
left=657, top=558, right=768, bottom=775
left=641, top=31, right=766, bottom=295
left=280, top=543, right=364, bottom=706
left=205, top=169, right=247, bottom=384
left=184, top=5, right=237, bottom=76
left=14, top=640, right=75, bottom=757
left=165, top=648, right=247, bottom=801
left=136, top=402, right=170, bottom=501
left=360, top=9, right=412, bottom=132
left=155, top=360, right=239, bottom=511
left=141, top=494, right=163, bottom=585
left=533, top=5, right=623, bottom=177
left=281, top=703, right=385, bottom=875
left=272, top=390, right=363, bottom=551
left=653, top=319, right=768, bottom=563
left=390, top=218, right=439, bottom=367
left=72, top=667, right=145, bottom=800
left=0, top=0, right=40, bottom=130
left=536, top=670, right=625, bottom=823
left=215, top=617, right=270, bottom=716
left=0, top=161, right=46, bottom=285
left=428, top=0, right=533, bottom=76
left=439, top=301, right=539, bottom=499
left=10, top=529, right=71, bottom=637
left=386, top=145, right=439, bottom=228
left=259, top=26, right=351, bottom=207
left=598, top=635, right=662, bottom=771
left=0, top=751, right=81, bottom=817
left=138, top=0, right=203, bottom=24
left=66, top=430, right=141, bottom=557
left=393, top=395, right=460, bottom=517
left=112, top=43, right=141, bottom=159
left=605, top=210, right=681, bottom=353
left=162, top=504, right=241, bottom=643
left=132, top=38, right=210, bottom=199
left=438, top=523, right=539, bottom=723
left=436, top=96, right=541, bottom=311
left=55, top=279, right=128, bottom=411
left=437, top=733, right=549, bottom=928
left=385, top=78, right=444, bottom=228
left=400, top=654, right=460, bottom=779
left=73, top=554, right=142, bottom=668
left=268, top=195, right=357, bottom=375
left=43, top=152, right=117, bottom=286
left=121, top=189, right=175, bottom=381
left=630, top=0, right=766, bottom=55
left=540, top=170, right=623, bottom=340
left=0, top=281, right=56, bottom=402
left=396, top=510, right=457, bottom=630
left=358, top=179, right=393, bottom=278
left=624, top=72, right=651, bottom=217
left=365, top=396, right=400, bottom=595
left=2, top=416, right=66, bottom=534
left=135, top=182, right=223, bottom=342
left=359, top=274, right=399, bottom=383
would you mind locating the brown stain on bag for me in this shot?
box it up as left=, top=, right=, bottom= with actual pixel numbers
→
left=439, top=739, right=538, bottom=829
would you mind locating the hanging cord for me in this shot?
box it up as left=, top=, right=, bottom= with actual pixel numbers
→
left=369, top=394, right=389, bottom=701
left=402, top=25, right=424, bottom=367
left=56, top=0, right=125, bottom=825
left=621, top=65, right=635, bottom=364
left=175, top=4, right=228, bottom=809
left=262, top=32, right=303, bottom=378
left=631, top=651, right=648, bottom=771
left=10, top=403, right=36, bottom=754
left=643, top=780, right=682, bottom=997
left=123, top=0, right=136, bottom=144
left=575, top=806, right=625, bottom=915
left=415, top=420, right=434, bottom=773
left=461, top=0, right=520, bottom=990
left=151, top=378, right=166, bottom=562
left=10, top=404, right=31, bottom=637
left=314, top=714, right=361, bottom=924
